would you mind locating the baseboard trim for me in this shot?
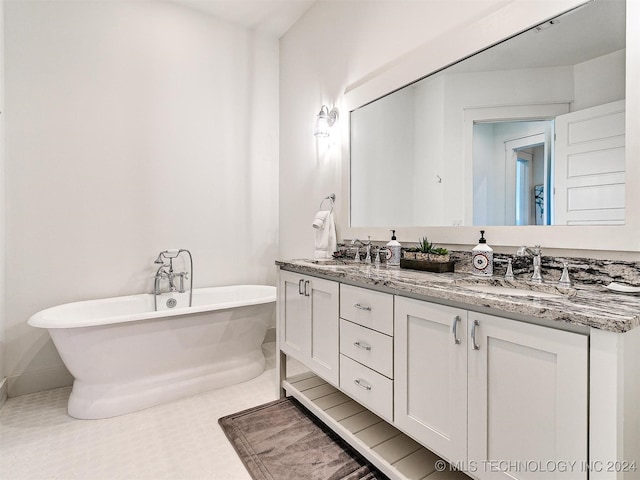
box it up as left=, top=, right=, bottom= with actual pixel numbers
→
left=7, top=365, right=74, bottom=398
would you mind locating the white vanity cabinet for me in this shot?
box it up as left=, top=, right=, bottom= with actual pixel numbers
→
left=278, top=263, right=639, bottom=480
left=278, top=270, right=340, bottom=385
left=395, top=296, right=588, bottom=480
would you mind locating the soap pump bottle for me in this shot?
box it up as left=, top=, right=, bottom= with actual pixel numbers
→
left=472, top=230, right=493, bottom=276
left=386, top=230, right=402, bottom=267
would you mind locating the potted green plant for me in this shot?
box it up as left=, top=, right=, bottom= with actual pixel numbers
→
left=415, top=237, right=430, bottom=260
left=400, top=237, right=454, bottom=272
left=416, top=237, right=450, bottom=262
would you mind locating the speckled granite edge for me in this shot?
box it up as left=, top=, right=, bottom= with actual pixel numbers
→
left=276, top=259, right=640, bottom=333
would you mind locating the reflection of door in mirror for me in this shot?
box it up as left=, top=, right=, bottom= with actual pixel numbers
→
left=515, top=151, right=531, bottom=226
left=473, top=121, right=552, bottom=226
left=512, top=140, right=546, bottom=226
left=554, top=100, right=626, bottom=225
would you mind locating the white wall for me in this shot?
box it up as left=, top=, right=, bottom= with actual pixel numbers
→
left=4, top=1, right=279, bottom=396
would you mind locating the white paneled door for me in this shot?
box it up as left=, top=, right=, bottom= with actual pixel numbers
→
left=554, top=99, right=625, bottom=225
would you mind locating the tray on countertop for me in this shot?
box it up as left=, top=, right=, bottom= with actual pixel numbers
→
left=400, top=258, right=455, bottom=273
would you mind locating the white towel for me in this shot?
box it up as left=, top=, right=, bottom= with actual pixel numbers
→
left=312, top=210, right=329, bottom=230
left=314, top=210, right=337, bottom=259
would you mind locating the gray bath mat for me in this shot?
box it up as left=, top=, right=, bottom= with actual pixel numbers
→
left=218, top=397, right=387, bottom=480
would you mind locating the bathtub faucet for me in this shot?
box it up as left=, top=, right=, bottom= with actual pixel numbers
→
left=174, top=271, right=189, bottom=293
left=154, top=266, right=189, bottom=294
left=154, top=266, right=170, bottom=294
left=153, top=249, right=194, bottom=307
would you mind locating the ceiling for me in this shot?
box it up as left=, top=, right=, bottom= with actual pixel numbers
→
left=169, top=0, right=317, bottom=37
left=168, top=0, right=626, bottom=69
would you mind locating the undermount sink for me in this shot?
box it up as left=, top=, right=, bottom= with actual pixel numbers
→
left=303, top=259, right=355, bottom=267
left=455, top=278, right=576, bottom=299
left=460, top=284, right=564, bottom=299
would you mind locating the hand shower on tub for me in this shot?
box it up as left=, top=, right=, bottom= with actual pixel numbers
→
left=153, top=249, right=194, bottom=310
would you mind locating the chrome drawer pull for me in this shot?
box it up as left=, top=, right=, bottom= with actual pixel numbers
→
left=452, top=315, right=461, bottom=345
left=353, top=341, right=372, bottom=351
left=354, top=303, right=371, bottom=311
left=354, top=379, right=372, bottom=391
left=471, top=320, right=480, bottom=350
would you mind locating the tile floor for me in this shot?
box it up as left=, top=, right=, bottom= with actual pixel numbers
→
left=0, top=343, right=292, bottom=480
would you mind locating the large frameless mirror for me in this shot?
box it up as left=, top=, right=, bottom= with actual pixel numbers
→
left=350, top=0, right=626, bottom=228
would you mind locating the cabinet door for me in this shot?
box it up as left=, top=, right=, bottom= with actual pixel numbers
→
left=278, top=270, right=310, bottom=359
left=394, top=297, right=468, bottom=465
left=467, top=312, right=588, bottom=480
left=278, top=271, right=339, bottom=386
left=307, top=276, right=340, bottom=386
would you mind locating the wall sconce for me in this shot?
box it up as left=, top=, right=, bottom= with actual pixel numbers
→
left=314, top=105, right=339, bottom=138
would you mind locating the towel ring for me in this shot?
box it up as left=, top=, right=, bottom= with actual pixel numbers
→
left=319, top=194, right=335, bottom=213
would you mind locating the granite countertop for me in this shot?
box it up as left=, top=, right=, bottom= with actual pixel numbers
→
left=276, top=259, right=640, bottom=333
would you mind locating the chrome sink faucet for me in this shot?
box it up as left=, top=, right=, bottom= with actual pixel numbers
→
left=351, top=239, right=364, bottom=262
left=363, top=236, right=372, bottom=264
left=516, top=245, right=543, bottom=283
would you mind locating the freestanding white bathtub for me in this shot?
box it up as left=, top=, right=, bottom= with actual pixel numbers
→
left=28, top=285, right=276, bottom=419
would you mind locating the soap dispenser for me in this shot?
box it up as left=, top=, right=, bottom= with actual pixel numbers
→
left=386, top=230, right=402, bottom=267
left=472, top=230, right=493, bottom=276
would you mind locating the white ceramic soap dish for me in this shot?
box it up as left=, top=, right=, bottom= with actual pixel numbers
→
left=605, top=282, right=640, bottom=294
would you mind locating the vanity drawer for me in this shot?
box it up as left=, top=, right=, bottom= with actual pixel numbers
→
left=340, top=319, right=393, bottom=378
left=340, top=285, right=393, bottom=336
left=340, top=354, right=393, bottom=422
